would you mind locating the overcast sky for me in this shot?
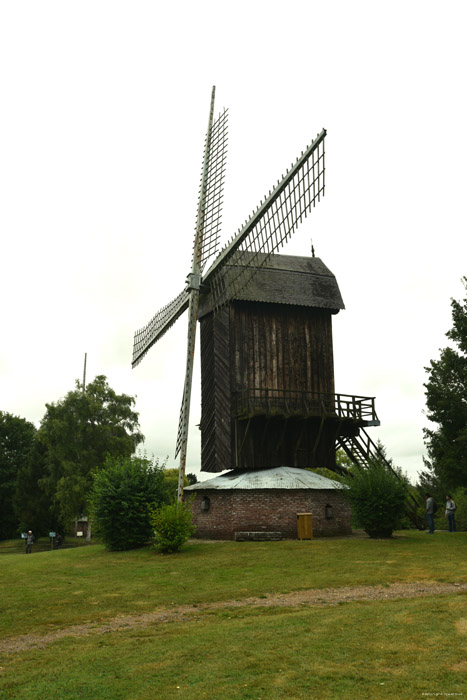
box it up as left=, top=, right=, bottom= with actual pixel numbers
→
left=1, top=1, right=466, bottom=484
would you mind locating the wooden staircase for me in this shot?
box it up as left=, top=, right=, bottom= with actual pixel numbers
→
left=337, top=428, right=424, bottom=530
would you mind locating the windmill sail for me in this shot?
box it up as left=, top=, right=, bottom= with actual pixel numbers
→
left=204, top=129, right=326, bottom=309
left=195, top=107, right=228, bottom=271
left=132, top=88, right=228, bottom=498
left=131, top=98, right=228, bottom=370
left=132, top=289, right=190, bottom=368
left=174, top=87, right=226, bottom=498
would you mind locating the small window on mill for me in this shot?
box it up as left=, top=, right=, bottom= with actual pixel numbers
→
left=200, top=496, right=210, bottom=512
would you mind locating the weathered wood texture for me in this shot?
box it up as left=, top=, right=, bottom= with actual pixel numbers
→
left=199, top=253, right=347, bottom=473
left=233, top=415, right=338, bottom=469
left=200, top=306, right=231, bottom=473
left=200, top=300, right=341, bottom=471
left=198, top=253, right=345, bottom=317
left=231, top=302, right=335, bottom=398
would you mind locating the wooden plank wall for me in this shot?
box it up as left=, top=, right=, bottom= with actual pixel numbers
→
left=230, top=301, right=337, bottom=469
left=200, top=301, right=338, bottom=472
left=200, top=307, right=232, bottom=472
left=230, top=302, right=335, bottom=397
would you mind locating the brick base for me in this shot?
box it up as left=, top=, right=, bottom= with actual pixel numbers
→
left=185, top=488, right=352, bottom=540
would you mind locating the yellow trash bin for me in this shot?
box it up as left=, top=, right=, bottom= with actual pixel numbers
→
left=297, top=513, right=313, bottom=540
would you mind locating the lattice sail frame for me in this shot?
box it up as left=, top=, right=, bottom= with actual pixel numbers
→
left=204, top=129, right=326, bottom=309
left=173, top=92, right=226, bottom=464
left=132, top=107, right=228, bottom=370
left=195, top=108, right=228, bottom=272
left=132, top=289, right=190, bottom=368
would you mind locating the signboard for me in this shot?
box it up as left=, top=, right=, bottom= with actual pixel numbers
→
left=49, top=532, right=56, bottom=538
left=76, top=531, right=83, bottom=537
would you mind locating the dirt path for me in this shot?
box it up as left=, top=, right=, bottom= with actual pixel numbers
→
left=1, top=581, right=466, bottom=656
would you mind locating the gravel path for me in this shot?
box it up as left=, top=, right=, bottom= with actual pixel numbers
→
left=1, top=580, right=465, bottom=655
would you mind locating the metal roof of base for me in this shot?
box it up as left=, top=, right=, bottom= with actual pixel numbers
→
left=184, top=466, right=343, bottom=491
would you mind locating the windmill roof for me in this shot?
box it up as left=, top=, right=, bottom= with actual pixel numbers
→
left=184, top=466, right=343, bottom=491
left=199, top=253, right=344, bottom=317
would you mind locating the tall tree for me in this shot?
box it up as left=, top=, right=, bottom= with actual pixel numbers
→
left=38, top=375, right=144, bottom=527
left=423, top=278, right=467, bottom=489
left=14, top=439, right=58, bottom=537
left=0, top=412, right=36, bottom=539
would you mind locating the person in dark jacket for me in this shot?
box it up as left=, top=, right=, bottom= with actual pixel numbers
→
left=25, top=530, right=35, bottom=553
left=425, top=494, right=435, bottom=534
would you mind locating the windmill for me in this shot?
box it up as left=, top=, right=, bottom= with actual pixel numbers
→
left=132, top=87, right=326, bottom=502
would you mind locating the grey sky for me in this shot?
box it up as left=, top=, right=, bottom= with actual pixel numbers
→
left=1, top=1, right=466, bottom=484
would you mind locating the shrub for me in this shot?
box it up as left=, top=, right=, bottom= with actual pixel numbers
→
left=151, top=502, right=196, bottom=553
left=447, top=488, right=467, bottom=531
left=90, top=455, right=165, bottom=550
left=341, top=460, right=408, bottom=538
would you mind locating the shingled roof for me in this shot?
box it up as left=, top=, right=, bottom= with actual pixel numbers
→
left=199, top=253, right=344, bottom=317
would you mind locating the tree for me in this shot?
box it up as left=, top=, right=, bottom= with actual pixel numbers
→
left=38, top=375, right=144, bottom=528
left=0, top=412, right=36, bottom=539
left=90, top=455, right=165, bottom=550
left=160, top=467, right=193, bottom=504
left=341, top=458, right=408, bottom=538
left=14, top=439, right=56, bottom=537
left=336, top=448, right=358, bottom=473
left=423, top=278, right=467, bottom=489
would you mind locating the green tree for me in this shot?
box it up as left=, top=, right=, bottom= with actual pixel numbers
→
left=38, top=375, right=144, bottom=528
left=336, top=448, right=358, bottom=473
left=423, top=278, right=467, bottom=489
left=341, top=459, right=408, bottom=538
left=159, top=467, right=193, bottom=504
left=447, top=488, right=467, bottom=531
left=0, top=412, right=36, bottom=539
left=90, top=455, right=165, bottom=550
left=14, top=439, right=56, bottom=537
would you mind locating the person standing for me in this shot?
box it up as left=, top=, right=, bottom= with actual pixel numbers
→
left=25, top=530, right=35, bottom=553
left=425, top=493, right=435, bottom=534
left=445, top=495, right=457, bottom=532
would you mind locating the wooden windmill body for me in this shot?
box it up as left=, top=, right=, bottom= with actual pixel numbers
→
left=198, top=251, right=379, bottom=475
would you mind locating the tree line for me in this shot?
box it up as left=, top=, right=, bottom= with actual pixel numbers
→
left=0, top=375, right=195, bottom=541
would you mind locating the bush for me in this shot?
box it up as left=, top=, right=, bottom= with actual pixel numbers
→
left=151, top=502, right=196, bottom=553
left=90, top=455, right=165, bottom=550
left=341, top=460, right=408, bottom=538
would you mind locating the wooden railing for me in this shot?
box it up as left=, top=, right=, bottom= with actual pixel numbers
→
left=232, top=389, right=379, bottom=424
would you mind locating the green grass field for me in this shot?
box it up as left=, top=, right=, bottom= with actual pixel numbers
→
left=1, top=531, right=466, bottom=699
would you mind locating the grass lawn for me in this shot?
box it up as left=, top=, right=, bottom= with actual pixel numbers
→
left=1, top=531, right=466, bottom=699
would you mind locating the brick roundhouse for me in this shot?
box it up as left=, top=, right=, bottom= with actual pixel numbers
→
left=185, top=467, right=351, bottom=540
